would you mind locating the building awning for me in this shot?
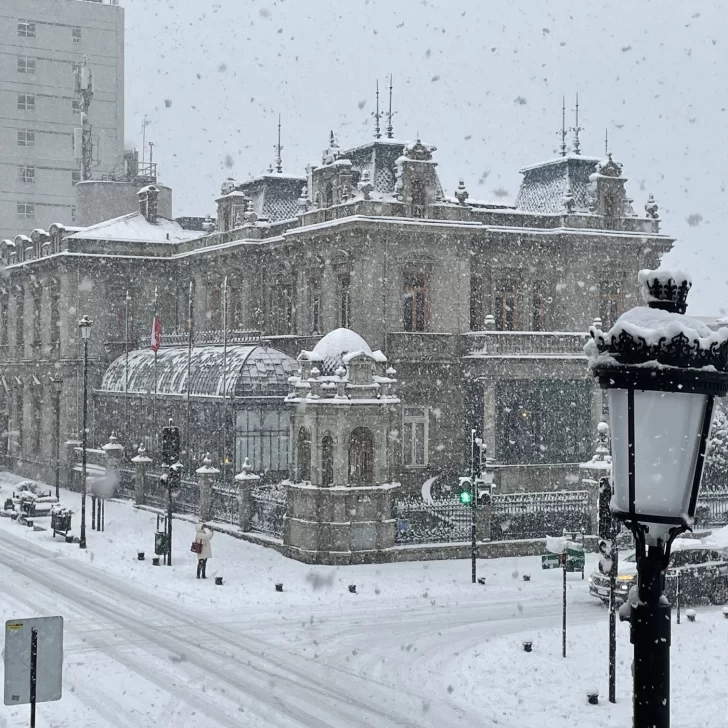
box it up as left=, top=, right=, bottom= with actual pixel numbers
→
left=98, top=345, right=296, bottom=400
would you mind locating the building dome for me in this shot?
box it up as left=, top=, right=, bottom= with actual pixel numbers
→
left=312, top=328, right=372, bottom=375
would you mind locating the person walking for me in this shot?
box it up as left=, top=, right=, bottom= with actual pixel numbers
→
left=193, top=521, right=213, bottom=579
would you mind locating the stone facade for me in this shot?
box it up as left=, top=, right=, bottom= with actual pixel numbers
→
left=0, top=128, right=672, bottom=502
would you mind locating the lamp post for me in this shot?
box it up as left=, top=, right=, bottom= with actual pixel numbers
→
left=51, top=373, right=63, bottom=501
left=78, top=315, right=93, bottom=549
left=588, top=269, right=728, bottom=728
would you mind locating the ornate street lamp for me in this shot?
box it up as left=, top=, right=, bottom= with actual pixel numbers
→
left=587, top=270, right=728, bottom=728
left=51, top=373, right=63, bottom=501
left=78, top=315, right=93, bottom=549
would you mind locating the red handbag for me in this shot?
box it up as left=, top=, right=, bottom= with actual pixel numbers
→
left=190, top=541, right=202, bottom=554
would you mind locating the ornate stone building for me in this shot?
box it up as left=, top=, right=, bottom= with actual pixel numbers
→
left=0, top=126, right=671, bottom=499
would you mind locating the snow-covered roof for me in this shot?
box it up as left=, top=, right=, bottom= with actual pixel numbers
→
left=65, top=212, right=201, bottom=244
left=98, top=345, right=296, bottom=398
left=312, top=328, right=373, bottom=375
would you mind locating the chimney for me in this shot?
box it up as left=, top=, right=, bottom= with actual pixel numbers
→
left=137, top=185, right=159, bottom=224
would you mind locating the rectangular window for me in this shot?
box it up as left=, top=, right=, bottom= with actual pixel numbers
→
left=309, top=276, right=321, bottom=334
left=72, top=170, right=81, bottom=186
left=403, top=272, right=428, bottom=332
left=32, top=294, right=42, bottom=345
left=338, top=273, right=351, bottom=329
left=17, top=56, right=36, bottom=74
left=532, top=281, right=551, bottom=332
left=470, top=274, right=485, bottom=330
left=235, top=408, right=290, bottom=473
left=495, top=279, right=519, bottom=331
left=496, top=380, right=592, bottom=465
left=18, top=20, right=35, bottom=37
left=17, top=130, right=35, bottom=147
left=18, top=166, right=35, bottom=184
left=18, top=94, right=35, bottom=111
left=50, top=289, right=60, bottom=343
left=208, top=286, right=222, bottom=329
left=403, top=406, right=428, bottom=466
left=72, top=26, right=81, bottom=43
left=599, top=281, right=624, bottom=329
left=17, top=203, right=35, bottom=220
left=31, top=394, right=41, bottom=455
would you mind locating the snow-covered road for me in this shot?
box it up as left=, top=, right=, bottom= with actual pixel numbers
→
left=3, top=478, right=727, bottom=727
left=0, top=525, right=603, bottom=728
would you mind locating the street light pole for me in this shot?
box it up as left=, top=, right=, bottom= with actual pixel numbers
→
left=51, top=374, right=63, bottom=501
left=78, top=315, right=92, bottom=549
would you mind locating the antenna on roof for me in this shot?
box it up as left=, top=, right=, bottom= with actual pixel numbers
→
left=386, top=74, right=395, bottom=139
left=559, top=96, right=567, bottom=157
left=274, top=114, right=283, bottom=173
left=570, top=92, right=582, bottom=155
left=372, top=80, right=382, bottom=139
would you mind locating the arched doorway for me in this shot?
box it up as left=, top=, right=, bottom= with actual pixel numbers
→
left=348, top=427, right=374, bottom=484
left=321, top=434, right=334, bottom=486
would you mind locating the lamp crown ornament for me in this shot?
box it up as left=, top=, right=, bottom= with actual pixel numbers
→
left=639, top=269, right=691, bottom=314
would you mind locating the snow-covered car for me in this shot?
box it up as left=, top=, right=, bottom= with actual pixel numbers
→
left=589, top=545, right=728, bottom=606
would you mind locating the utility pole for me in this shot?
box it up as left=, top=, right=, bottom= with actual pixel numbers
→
left=75, top=56, right=94, bottom=181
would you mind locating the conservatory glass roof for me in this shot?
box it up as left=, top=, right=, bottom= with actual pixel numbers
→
left=98, top=345, right=296, bottom=399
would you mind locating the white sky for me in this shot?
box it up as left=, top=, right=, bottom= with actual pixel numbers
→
left=123, top=0, right=728, bottom=315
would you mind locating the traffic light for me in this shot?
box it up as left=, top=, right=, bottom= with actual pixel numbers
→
left=458, top=477, right=473, bottom=505
left=162, top=423, right=180, bottom=467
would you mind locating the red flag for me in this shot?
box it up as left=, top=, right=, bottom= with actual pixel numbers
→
left=151, top=315, right=161, bottom=353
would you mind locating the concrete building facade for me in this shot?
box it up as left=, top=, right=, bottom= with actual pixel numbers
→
left=0, top=0, right=124, bottom=239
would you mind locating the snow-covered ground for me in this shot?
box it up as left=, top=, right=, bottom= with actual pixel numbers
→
left=1, top=471, right=727, bottom=727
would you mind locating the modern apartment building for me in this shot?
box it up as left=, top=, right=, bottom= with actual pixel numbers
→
left=0, top=0, right=124, bottom=239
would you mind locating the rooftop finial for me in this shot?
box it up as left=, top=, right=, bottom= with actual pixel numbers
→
left=559, top=96, right=567, bottom=157
left=372, top=80, right=382, bottom=139
left=604, top=128, right=609, bottom=156
left=386, top=74, right=395, bottom=139
left=571, top=92, right=582, bottom=155
left=274, top=114, right=283, bottom=173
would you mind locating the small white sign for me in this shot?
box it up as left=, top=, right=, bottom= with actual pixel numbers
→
left=4, top=616, right=63, bottom=706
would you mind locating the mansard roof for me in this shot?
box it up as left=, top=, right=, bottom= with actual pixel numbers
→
left=515, top=155, right=601, bottom=214
left=65, top=212, right=200, bottom=244
left=218, top=174, right=306, bottom=222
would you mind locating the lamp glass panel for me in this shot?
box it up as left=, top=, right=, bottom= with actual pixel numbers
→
left=609, top=388, right=706, bottom=521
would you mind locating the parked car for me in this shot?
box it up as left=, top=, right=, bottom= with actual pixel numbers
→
left=589, top=545, right=728, bottom=607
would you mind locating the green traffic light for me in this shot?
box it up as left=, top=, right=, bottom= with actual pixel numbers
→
left=459, top=489, right=472, bottom=504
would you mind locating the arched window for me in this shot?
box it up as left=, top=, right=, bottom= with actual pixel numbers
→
left=348, top=427, right=374, bottom=484
left=297, top=427, right=311, bottom=482
left=321, top=434, right=334, bottom=486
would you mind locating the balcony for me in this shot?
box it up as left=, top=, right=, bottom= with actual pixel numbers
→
left=462, top=331, right=588, bottom=358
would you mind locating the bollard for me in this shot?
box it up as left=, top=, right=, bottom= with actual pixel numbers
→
left=275, top=583, right=283, bottom=592
left=137, top=551, right=145, bottom=561
left=522, top=640, right=533, bottom=653
left=523, top=574, right=531, bottom=582
left=477, top=577, right=486, bottom=585
left=215, top=576, right=223, bottom=586
left=152, top=557, right=160, bottom=566
left=65, top=535, right=74, bottom=544
left=587, top=692, right=599, bottom=705
left=686, top=609, right=696, bottom=622
left=348, top=584, right=357, bottom=594
left=723, top=606, right=728, bottom=619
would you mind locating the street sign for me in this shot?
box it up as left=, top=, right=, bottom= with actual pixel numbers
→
left=566, top=547, right=585, bottom=573
left=4, top=616, right=63, bottom=706
left=541, top=553, right=561, bottom=569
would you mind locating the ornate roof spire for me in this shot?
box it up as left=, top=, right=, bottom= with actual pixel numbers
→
left=570, top=92, right=582, bottom=155
left=604, top=127, right=609, bottom=156
left=559, top=96, right=567, bottom=157
left=372, top=80, right=382, bottom=139
left=274, top=114, right=283, bottom=173
left=386, top=74, right=395, bottom=139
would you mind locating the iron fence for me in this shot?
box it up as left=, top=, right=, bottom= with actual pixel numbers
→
left=250, top=486, right=286, bottom=539
left=394, top=495, right=472, bottom=545
left=695, top=488, right=728, bottom=527
left=211, top=483, right=238, bottom=525
left=491, top=490, right=591, bottom=540
left=117, top=468, right=136, bottom=500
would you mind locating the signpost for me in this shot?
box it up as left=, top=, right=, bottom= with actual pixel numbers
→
left=161, top=421, right=181, bottom=567
left=4, top=616, right=63, bottom=727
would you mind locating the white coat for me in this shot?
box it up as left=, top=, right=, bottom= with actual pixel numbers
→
left=194, top=524, right=213, bottom=560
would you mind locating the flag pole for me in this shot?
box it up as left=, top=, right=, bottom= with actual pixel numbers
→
left=186, top=280, right=194, bottom=474
left=124, top=290, right=130, bottom=449
left=221, top=275, right=228, bottom=483
left=152, top=286, right=158, bottom=457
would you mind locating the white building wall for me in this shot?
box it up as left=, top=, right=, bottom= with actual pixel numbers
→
left=0, top=0, right=124, bottom=239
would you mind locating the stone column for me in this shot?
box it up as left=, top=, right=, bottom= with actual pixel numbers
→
left=196, top=452, right=220, bottom=522
left=234, top=457, right=260, bottom=532
left=131, top=444, right=152, bottom=505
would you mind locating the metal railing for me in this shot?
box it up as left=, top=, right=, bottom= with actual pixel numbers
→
left=394, top=495, right=471, bottom=545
